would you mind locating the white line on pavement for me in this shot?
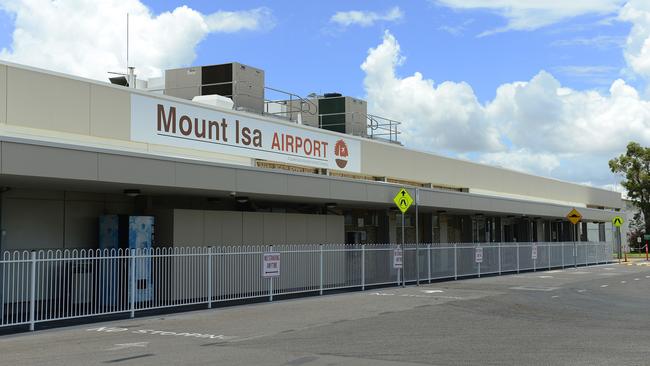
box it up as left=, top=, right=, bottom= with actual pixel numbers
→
left=107, top=342, right=149, bottom=351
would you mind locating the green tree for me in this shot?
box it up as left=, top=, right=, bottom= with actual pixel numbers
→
left=627, top=212, right=645, bottom=251
left=609, top=142, right=650, bottom=235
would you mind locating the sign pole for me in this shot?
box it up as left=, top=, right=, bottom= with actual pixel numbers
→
left=393, top=188, right=413, bottom=288
left=617, top=226, right=621, bottom=262
left=415, top=188, right=419, bottom=287
left=401, top=212, right=406, bottom=287
left=574, top=223, right=577, bottom=269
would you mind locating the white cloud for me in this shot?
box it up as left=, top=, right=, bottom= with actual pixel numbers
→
left=331, top=6, right=403, bottom=28
left=362, top=31, right=650, bottom=185
left=0, top=0, right=274, bottom=81
left=551, top=35, right=626, bottom=50
left=361, top=31, right=503, bottom=153
left=553, top=65, right=619, bottom=81
left=435, top=0, right=625, bottom=35
left=620, top=0, right=650, bottom=79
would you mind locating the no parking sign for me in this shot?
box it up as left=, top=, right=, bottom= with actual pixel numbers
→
left=262, top=252, right=280, bottom=278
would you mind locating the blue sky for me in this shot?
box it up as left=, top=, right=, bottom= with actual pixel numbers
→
left=0, top=0, right=649, bottom=192
left=138, top=0, right=632, bottom=102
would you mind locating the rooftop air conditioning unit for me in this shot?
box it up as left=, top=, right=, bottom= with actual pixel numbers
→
left=192, top=94, right=235, bottom=110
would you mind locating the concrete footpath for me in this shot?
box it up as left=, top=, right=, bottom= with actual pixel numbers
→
left=1, top=263, right=649, bottom=365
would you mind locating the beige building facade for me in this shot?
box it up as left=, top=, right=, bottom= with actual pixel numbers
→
left=0, top=61, right=623, bottom=252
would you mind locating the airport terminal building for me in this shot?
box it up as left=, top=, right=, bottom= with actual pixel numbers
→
left=0, top=60, right=624, bottom=254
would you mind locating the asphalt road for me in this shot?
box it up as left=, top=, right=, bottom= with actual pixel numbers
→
left=2, top=263, right=650, bottom=365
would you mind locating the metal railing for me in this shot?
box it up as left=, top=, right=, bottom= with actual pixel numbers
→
left=317, top=112, right=402, bottom=144
left=0, top=241, right=613, bottom=330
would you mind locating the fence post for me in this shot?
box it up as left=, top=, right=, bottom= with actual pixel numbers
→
left=207, top=247, right=213, bottom=309
left=269, top=245, right=274, bottom=302
left=416, top=244, right=420, bottom=286
left=29, top=251, right=36, bottom=331
left=548, top=242, right=551, bottom=270
left=562, top=242, right=565, bottom=268
left=427, top=244, right=431, bottom=284
left=319, top=244, right=323, bottom=296
left=533, top=245, right=536, bottom=272
left=516, top=242, right=520, bottom=274
left=454, top=244, right=458, bottom=280
left=498, top=242, right=502, bottom=275
left=130, top=249, right=136, bottom=318
left=361, top=244, right=365, bottom=291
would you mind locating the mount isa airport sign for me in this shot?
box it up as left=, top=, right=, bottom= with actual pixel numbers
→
left=130, top=94, right=361, bottom=172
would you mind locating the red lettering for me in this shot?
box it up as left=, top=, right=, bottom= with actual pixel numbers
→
left=286, top=135, right=294, bottom=153
left=271, top=133, right=280, bottom=150
left=303, top=139, right=313, bottom=156
left=179, top=115, right=192, bottom=136
left=313, top=141, right=321, bottom=157
left=295, top=137, right=303, bottom=152
left=157, top=104, right=176, bottom=133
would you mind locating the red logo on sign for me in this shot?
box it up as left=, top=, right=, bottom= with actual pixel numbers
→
left=334, top=139, right=349, bottom=169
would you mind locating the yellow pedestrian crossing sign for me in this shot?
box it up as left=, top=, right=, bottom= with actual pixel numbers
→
left=393, top=188, right=413, bottom=214
left=612, top=216, right=624, bottom=227
left=566, top=208, right=582, bottom=225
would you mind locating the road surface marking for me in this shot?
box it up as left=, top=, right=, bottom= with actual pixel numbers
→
left=421, top=290, right=444, bottom=293
left=577, top=289, right=587, bottom=293
left=87, top=327, right=234, bottom=340
left=107, top=342, right=148, bottom=351
left=537, top=275, right=553, bottom=279
left=634, top=278, right=640, bottom=281
left=511, top=286, right=559, bottom=291
left=621, top=281, right=627, bottom=284
left=600, top=285, right=608, bottom=288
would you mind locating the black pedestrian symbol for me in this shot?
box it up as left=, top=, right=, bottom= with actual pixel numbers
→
left=400, top=191, right=407, bottom=208
left=614, top=217, right=622, bottom=226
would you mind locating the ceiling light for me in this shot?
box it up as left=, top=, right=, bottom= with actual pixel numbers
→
left=123, top=189, right=140, bottom=197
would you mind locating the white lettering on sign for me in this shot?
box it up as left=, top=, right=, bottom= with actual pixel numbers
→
left=131, top=94, right=361, bottom=172
left=263, top=252, right=281, bottom=277
left=393, top=248, right=403, bottom=269
left=531, top=244, right=538, bottom=260
left=475, top=247, right=483, bottom=263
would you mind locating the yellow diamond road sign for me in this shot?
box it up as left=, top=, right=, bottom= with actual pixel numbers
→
left=566, top=208, right=582, bottom=225
left=393, top=188, right=413, bottom=214
left=612, top=216, right=624, bottom=227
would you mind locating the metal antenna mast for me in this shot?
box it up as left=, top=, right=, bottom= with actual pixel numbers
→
left=126, top=13, right=129, bottom=70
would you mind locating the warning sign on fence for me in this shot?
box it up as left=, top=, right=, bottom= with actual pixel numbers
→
left=262, top=252, right=280, bottom=278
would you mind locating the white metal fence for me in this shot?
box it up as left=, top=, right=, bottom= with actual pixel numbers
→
left=1, top=241, right=613, bottom=330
